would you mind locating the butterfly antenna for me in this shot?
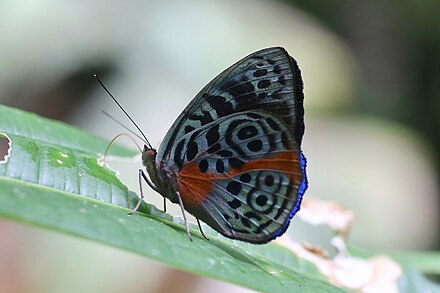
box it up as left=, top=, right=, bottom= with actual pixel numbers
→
left=101, top=110, right=147, bottom=144
left=103, top=132, right=143, bottom=165
left=94, top=74, right=153, bottom=149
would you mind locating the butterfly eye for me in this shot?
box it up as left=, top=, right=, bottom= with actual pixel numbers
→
left=143, top=146, right=156, bottom=157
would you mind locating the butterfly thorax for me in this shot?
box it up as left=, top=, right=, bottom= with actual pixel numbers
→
left=142, top=146, right=179, bottom=204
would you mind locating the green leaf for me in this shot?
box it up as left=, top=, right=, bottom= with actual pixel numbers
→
left=399, top=264, right=440, bottom=293
left=0, top=105, right=345, bottom=293
left=0, top=105, right=137, bottom=208
left=1, top=105, right=438, bottom=292
left=392, top=251, right=440, bottom=293
left=350, top=247, right=440, bottom=291
left=389, top=250, right=440, bottom=275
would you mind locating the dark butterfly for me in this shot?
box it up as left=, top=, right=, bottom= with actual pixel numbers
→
left=103, top=47, right=307, bottom=244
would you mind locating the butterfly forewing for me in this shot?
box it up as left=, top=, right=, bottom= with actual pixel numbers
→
left=157, top=47, right=304, bottom=166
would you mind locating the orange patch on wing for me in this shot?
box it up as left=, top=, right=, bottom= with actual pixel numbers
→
left=178, top=151, right=302, bottom=208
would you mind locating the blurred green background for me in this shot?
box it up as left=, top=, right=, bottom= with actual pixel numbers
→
left=0, top=1, right=439, bottom=292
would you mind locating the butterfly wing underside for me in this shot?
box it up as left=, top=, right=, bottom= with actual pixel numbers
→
left=154, top=47, right=307, bottom=243
left=156, top=47, right=305, bottom=166
left=174, top=111, right=306, bottom=243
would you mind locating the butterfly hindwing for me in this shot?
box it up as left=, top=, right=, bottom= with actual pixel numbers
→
left=156, top=47, right=305, bottom=166
left=175, top=111, right=306, bottom=243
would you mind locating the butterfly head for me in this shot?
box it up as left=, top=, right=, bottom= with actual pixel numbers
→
left=141, top=144, right=166, bottom=191
left=142, top=144, right=157, bottom=170
left=141, top=144, right=179, bottom=204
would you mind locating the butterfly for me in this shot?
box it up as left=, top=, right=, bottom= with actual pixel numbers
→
left=100, top=47, right=307, bottom=244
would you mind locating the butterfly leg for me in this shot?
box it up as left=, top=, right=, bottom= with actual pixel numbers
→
left=128, top=169, right=146, bottom=215
left=196, top=218, right=209, bottom=241
left=141, top=169, right=166, bottom=212
left=176, top=191, right=193, bottom=241
left=140, top=169, right=159, bottom=193
left=129, top=169, right=158, bottom=214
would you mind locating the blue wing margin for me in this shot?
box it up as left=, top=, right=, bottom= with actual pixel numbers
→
left=273, top=150, right=308, bottom=239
